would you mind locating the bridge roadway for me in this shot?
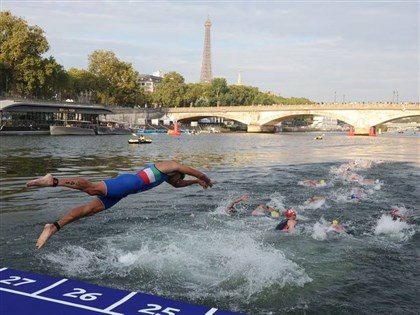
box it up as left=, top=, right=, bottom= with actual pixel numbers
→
left=165, top=103, right=420, bottom=135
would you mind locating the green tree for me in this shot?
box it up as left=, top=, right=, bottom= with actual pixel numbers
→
left=37, top=56, right=68, bottom=99
left=152, top=72, right=186, bottom=107
left=284, top=97, right=312, bottom=105
left=253, top=91, right=278, bottom=105
left=225, top=85, right=259, bottom=106
left=66, top=68, right=97, bottom=102
left=184, top=83, right=205, bottom=107
left=208, top=78, right=228, bottom=106
left=0, top=61, right=12, bottom=96
left=88, top=50, right=142, bottom=106
left=0, top=11, right=50, bottom=97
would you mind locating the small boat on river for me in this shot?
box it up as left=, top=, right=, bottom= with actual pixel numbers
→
left=128, top=138, right=153, bottom=144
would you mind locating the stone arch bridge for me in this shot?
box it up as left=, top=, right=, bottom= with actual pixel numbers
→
left=166, top=103, right=420, bottom=135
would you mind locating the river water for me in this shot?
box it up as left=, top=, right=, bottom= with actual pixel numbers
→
left=0, top=132, right=419, bottom=315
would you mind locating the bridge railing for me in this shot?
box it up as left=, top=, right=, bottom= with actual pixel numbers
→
left=168, top=103, right=420, bottom=112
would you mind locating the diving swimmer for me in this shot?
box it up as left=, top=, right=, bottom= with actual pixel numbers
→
left=27, top=161, right=213, bottom=249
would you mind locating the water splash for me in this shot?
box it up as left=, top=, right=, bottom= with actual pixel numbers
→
left=43, top=224, right=312, bottom=300
left=374, top=214, right=414, bottom=241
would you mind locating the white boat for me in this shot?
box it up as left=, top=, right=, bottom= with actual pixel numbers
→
left=0, top=100, right=113, bottom=136
left=50, top=120, right=96, bottom=136
left=97, top=120, right=132, bottom=135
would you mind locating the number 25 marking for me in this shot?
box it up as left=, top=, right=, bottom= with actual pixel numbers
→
left=0, top=276, right=36, bottom=286
left=138, top=304, right=180, bottom=315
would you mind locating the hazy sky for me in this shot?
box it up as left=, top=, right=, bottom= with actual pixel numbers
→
left=2, top=0, right=419, bottom=102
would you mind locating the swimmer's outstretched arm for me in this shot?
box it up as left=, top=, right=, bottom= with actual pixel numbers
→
left=225, top=193, right=249, bottom=213
left=169, top=177, right=209, bottom=189
left=251, top=204, right=269, bottom=215
left=156, top=161, right=213, bottom=188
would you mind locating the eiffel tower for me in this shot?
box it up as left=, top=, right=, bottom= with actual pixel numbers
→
left=200, top=17, right=213, bottom=84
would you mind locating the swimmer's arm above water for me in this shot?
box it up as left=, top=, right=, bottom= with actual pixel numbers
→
left=157, top=161, right=213, bottom=189
left=169, top=177, right=210, bottom=189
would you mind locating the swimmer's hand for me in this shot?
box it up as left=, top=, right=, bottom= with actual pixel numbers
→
left=198, top=179, right=213, bottom=189
left=198, top=174, right=213, bottom=188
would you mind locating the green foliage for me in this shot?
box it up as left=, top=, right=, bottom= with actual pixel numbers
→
left=226, top=85, right=259, bottom=106
left=88, top=50, right=142, bottom=106
left=37, top=56, right=68, bottom=99
left=184, top=83, right=205, bottom=107
left=152, top=72, right=186, bottom=107
left=0, top=11, right=50, bottom=96
left=64, top=68, right=98, bottom=101
left=286, top=97, right=312, bottom=105
left=207, top=77, right=228, bottom=105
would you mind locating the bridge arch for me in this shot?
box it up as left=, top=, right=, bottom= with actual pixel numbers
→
left=258, top=111, right=353, bottom=127
left=172, top=113, right=250, bottom=125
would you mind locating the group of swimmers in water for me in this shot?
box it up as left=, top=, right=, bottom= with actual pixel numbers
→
left=224, top=158, right=408, bottom=235
left=225, top=194, right=299, bottom=232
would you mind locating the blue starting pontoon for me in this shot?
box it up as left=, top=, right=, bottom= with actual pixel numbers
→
left=0, top=267, right=243, bottom=315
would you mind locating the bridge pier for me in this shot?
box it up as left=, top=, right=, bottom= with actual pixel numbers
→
left=247, top=124, right=275, bottom=133
left=349, top=127, right=376, bottom=136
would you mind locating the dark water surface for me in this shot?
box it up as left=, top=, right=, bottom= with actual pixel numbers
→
left=0, top=132, right=419, bottom=314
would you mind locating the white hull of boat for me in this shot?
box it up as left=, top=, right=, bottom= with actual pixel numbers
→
left=50, top=126, right=96, bottom=136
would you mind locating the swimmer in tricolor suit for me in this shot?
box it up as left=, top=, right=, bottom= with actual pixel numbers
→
left=27, top=161, right=213, bottom=249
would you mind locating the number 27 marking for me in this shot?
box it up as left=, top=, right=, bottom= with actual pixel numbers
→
left=0, top=276, right=36, bottom=286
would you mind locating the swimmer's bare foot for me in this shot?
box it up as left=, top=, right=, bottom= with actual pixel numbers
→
left=36, top=223, right=58, bottom=249
left=27, top=174, right=54, bottom=187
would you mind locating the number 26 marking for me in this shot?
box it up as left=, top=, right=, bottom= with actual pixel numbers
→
left=138, top=304, right=180, bottom=315
left=0, top=276, right=36, bottom=286
left=63, top=288, right=103, bottom=301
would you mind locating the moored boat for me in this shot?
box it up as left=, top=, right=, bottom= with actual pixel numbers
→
left=97, top=120, right=132, bottom=135
left=0, top=125, right=50, bottom=135
left=50, top=120, right=96, bottom=136
left=0, top=100, right=113, bottom=136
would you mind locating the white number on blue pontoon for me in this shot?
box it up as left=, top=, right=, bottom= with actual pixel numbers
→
left=63, top=288, right=103, bottom=301
left=0, top=276, right=36, bottom=286
left=138, top=304, right=181, bottom=315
